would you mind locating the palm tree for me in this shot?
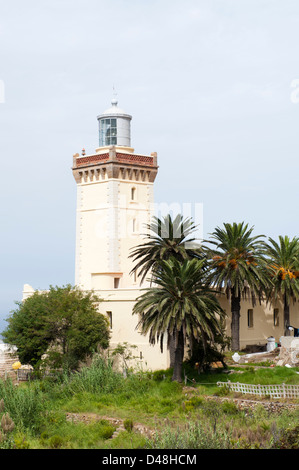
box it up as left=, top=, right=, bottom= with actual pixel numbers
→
left=129, top=214, right=203, bottom=284
left=133, top=258, right=225, bottom=382
left=262, top=235, right=299, bottom=335
left=204, top=222, right=268, bottom=351
left=130, top=214, right=203, bottom=367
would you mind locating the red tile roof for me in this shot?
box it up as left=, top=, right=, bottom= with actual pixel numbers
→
left=75, top=152, right=155, bottom=168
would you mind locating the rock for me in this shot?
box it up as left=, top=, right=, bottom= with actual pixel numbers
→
left=275, top=338, right=299, bottom=366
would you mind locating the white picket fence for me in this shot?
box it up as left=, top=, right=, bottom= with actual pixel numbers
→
left=217, top=381, right=299, bottom=399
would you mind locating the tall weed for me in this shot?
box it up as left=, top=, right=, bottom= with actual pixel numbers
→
left=0, top=379, right=44, bottom=432
left=59, top=355, right=123, bottom=396
left=146, top=420, right=232, bottom=449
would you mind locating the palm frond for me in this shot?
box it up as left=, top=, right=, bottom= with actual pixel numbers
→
left=129, top=214, right=204, bottom=283
left=133, top=258, right=225, bottom=352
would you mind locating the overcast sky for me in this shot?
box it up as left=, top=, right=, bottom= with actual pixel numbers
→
left=1, top=0, right=299, bottom=334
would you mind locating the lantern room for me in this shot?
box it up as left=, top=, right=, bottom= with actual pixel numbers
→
left=97, top=98, right=132, bottom=148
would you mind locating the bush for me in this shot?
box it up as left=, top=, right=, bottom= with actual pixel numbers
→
left=221, top=401, right=239, bottom=415
left=152, top=369, right=172, bottom=381
left=49, top=435, right=64, bottom=449
left=123, top=419, right=134, bottom=432
left=0, top=379, right=44, bottom=432
left=98, top=423, right=115, bottom=439
left=272, top=425, right=299, bottom=449
left=59, top=355, right=123, bottom=396
left=146, top=421, right=231, bottom=449
left=182, top=396, right=204, bottom=412
left=14, top=433, right=30, bottom=449
left=213, top=385, right=231, bottom=397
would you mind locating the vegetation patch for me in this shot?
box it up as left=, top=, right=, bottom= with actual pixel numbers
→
left=0, top=358, right=298, bottom=448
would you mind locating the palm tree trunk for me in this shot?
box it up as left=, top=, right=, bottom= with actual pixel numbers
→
left=231, top=289, right=241, bottom=351
left=168, top=333, right=176, bottom=369
left=284, top=293, right=290, bottom=336
left=171, top=329, right=184, bottom=382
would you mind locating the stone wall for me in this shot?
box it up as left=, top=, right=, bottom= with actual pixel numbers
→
left=276, top=337, right=299, bottom=366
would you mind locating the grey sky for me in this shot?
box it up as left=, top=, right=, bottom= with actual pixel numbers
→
left=1, top=0, right=299, bottom=334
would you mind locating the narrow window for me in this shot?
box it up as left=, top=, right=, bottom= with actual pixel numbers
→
left=132, top=218, right=136, bottom=233
left=107, top=311, right=112, bottom=329
left=131, top=187, right=136, bottom=201
left=274, top=308, right=279, bottom=327
left=140, top=351, right=143, bottom=360
left=114, top=278, right=120, bottom=289
left=247, top=309, right=254, bottom=328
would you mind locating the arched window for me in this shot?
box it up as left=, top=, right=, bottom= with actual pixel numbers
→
left=131, top=187, right=136, bottom=201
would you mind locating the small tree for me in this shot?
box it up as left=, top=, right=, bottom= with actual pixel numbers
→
left=2, top=285, right=110, bottom=370
left=111, top=342, right=139, bottom=375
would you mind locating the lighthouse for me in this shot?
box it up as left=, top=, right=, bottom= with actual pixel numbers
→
left=72, top=98, right=158, bottom=290
left=71, top=98, right=167, bottom=369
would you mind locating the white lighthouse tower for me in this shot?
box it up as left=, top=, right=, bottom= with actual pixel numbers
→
left=72, top=98, right=168, bottom=369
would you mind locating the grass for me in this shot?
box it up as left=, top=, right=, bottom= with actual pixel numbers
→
left=40, top=418, right=116, bottom=449
left=1, top=355, right=299, bottom=449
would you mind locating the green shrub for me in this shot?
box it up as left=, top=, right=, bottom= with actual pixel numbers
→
left=59, top=356, right=123, bottom=396
left=123, top=418, right=134, bottom=432
left=183, top=396, right=204, bottom=412
left=152, top=369, right=172, bottom=381
left=272, top=425, right=299, bottom=449
left=146, top=421, right=231, bottom=449
left=49, top=435, right=64, bottom=449
left=14, top=433, right=30, bottom=449
left=221, top=401, right=239, bottom=415
left=213, top=384, right=231, bottom=397
left=0, top=379, right=44, bottom=432
left=97, top=421, right=115, bottom=439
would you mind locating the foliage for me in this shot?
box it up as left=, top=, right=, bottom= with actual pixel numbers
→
left=262, top=235, right=299, bottom=334
left=0, top=379, right=44, bottom=432
left=204, top=222, right=269, bottom=350
left=187, top=316, right=230, bottom=371
left=40, top=416, right=116, bottom=449
left=227, top=365, right=299, bottom=385
left=205, top=222, right=267, bottom=295
left=0, top=399, right=15, bottom=449
left=130, top=213, right=228, bottom=383
left=272, top=424, right=299, bottom=449
left=0, top=358, right=298, bottom=449
left=146, top=420, right=232, bottom=449
left=123, top=418, right=134, bottom=432
left=111, top=342, right=139, bottom=373
left=133, top=257, right=225, bottom=382
left=2, top=285, right=110, bottom=370
left=58, top=355, right=123, bottom=396
left=129, top=214, right=204, bottom=284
